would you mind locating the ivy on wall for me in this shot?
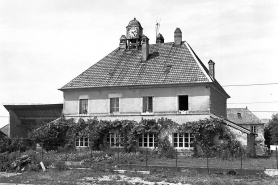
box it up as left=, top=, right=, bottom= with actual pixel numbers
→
left=28, top=117, right=245, bottom=158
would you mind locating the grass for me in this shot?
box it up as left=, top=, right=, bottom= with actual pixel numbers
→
left=22, top=148, right=278, bottom=170
left=1, top=168, right=278, bottom=185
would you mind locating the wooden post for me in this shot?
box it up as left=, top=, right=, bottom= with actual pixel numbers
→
left=240, top=148, right=243, bottom=173
left=176, top=149, right=178, bottom=172
left=276, top=147, right=278, bottom=169
left=207, top=155, right=209, bottom=175
left=145, top=148, right=148, bottom=167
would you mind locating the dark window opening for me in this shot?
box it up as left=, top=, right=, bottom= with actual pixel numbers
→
left=178, top=95, right=188, bottom=111
left=143, top=96, right=153, bottom=113
left=79, top=99, right=88, bottom=114
left=237, top=113, right=242, bottom=119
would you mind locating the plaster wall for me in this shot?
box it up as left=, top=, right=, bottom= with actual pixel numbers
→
left=9, top=110, right=28, bottom=138
left=63, top=86, right=211, bottom=123
left=209, top=87, right=227, bottom=118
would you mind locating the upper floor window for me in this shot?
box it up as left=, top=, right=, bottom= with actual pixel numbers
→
left=143, top=96, right=153, bottom=113
left=75, top=137, right=89, bottom=147
left=251, top=125, right=257, bottom=133
left=79, top=99, right=88, bottom=114
left=106, top=133, right=123, bottom=147
left=110, top=98, right=119, bottom=113
left=173, top=133, right=194, bottom=149
left=237, top=113, right=242, bottom=119
left=138, top=133, right=157, bottom=148
left=178, top=95, right=188, bottom=111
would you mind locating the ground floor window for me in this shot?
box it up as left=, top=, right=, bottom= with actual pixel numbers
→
left=106, top=133, right=123, bottom=147
left=75, top=137, right=89, bottom=147
left=173, top=133, right=194, bottom=149
left=138, top=133, right=157, bottom=148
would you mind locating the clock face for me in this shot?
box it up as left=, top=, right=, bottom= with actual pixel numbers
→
left=128, top=27, right=138, bottom=38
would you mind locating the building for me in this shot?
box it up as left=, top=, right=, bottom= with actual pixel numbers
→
left=0, top=130, right=7, bottom=138
left=60, top=18, right=255, bottom=151
left=227, top=108, right=265, bottom=154
left=0, top=124, right=9, bottom=137
left=3, top=104, right=63, bottom=139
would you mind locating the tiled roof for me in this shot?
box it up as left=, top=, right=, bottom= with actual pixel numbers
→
left=0, top=130, right=6, bottom=138
left=0, top=124, right=9, bottom=137
left=61, top=41, right=229, bottom=93
left=227, top=108, right=262, bottom=125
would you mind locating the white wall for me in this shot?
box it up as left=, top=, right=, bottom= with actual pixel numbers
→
left=63, top=85, right=211, bottom=123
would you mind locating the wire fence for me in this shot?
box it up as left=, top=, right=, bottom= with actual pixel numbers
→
left=2, top=142, right=277, bottom=172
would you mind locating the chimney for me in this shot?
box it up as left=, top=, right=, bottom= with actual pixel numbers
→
left=119, top=35, right=127, bottom=50
left=208, top=60, right=215, bottom=79
left=156, top=33, right=164, bottom=44
left=142, top=35, right=149, bottom=61
left=174, top=28, right=182, bottom=45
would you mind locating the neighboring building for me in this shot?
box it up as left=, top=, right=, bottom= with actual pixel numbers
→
left=227, top=107, right=265, bottom=148
left=3, top=104, right=63, bottom=139
left=0, top=130, right=7, bottom=138
left=60, top=18, right=253, bottom=150
left=0, top=124, right=9, bottom=137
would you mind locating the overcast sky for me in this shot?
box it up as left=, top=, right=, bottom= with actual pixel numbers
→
left=1, top=0, right=278, bottom=128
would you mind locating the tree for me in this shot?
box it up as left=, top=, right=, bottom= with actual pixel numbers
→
left=264, top=114, right=278, bottom=146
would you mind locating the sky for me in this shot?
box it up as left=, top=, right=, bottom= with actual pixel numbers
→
left=1, top=0, right=278, bottom=128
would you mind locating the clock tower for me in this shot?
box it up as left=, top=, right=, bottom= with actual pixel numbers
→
left=126, top=18, right=143, bottom=50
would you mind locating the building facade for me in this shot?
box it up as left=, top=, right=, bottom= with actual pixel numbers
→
left=60, top=18, right=254, bottom=151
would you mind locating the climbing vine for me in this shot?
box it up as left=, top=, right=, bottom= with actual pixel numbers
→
left=29, top=117, right=245, bottom=158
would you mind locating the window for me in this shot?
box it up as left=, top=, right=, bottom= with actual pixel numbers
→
left=138, top=133, right=157, bottom=148
left=143, top=96, right=153, bottom=113
left=110, top=98, right=119, bottom=113
left=173, top=133, right=194, bottom=149
left=237, top=113, right=242, bottom=119
left=79, top=99, right=88, bottom=114
left=251, top=126, right=257, bottom=133
left=75, top=137, right=89, bottom=147
left=106, top=133, right=123, bottom=147
left=178, top=95, right=188, bottom=111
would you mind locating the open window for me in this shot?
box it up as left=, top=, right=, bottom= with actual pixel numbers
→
left=79, top=99, right=88, bottom=114
left=143, top=96, right=153, bottom=113
left=178, top=95, right=188, bottom=111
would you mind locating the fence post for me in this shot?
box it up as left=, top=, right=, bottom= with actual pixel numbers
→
left=41, top=147, right=43, bottom=161
left=146, top=148, right=148, bottom=167
left=176, top=149, right=178, bottom=171
left=207, top=155, right=209, bottom=175
left=240, top=148, right=243, bottom=172
left=276, top=147, right=278, bottom=169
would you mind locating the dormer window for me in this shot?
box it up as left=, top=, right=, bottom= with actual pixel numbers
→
left=237, top=113, right=242, bottom=119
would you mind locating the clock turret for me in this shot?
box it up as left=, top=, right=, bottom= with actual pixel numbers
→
left=126, top=18, right=143, bottom=50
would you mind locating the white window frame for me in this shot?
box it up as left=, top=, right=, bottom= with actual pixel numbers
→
left=173, top=133, right=194, bottom=149
left=138, top=133, right=157, bottom=148
left=142, top=96, right=153, bottom=113
left=106, top=133, right=123, bottom=147
left=79, top=99, right=88, bottom=114
left=251, top=125, right=257, bottom=134
left=110, top=98, right=119, bottom=113
left=75, top=137, right=89, bottom=147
